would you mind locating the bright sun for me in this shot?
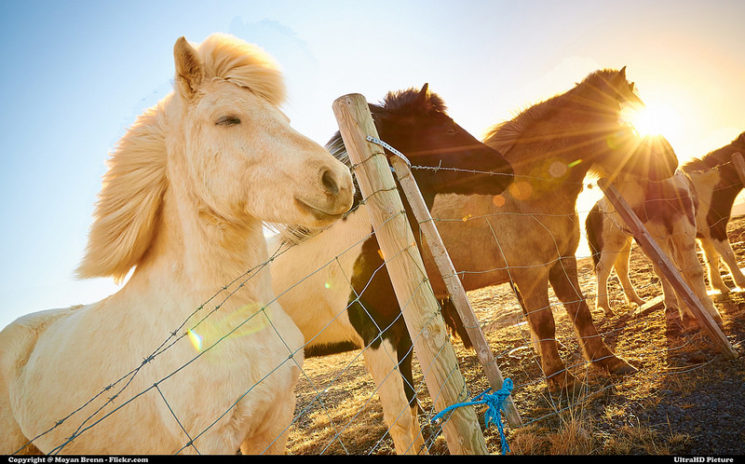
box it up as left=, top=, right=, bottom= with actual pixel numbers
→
left=622, top=102, right=683, bottom=140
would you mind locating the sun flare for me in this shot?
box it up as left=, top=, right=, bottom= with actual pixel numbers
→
left=621, top=102, right=683, bottom=140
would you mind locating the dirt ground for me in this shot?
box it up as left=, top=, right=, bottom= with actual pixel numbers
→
left=286, top=216, right=745, bottom=455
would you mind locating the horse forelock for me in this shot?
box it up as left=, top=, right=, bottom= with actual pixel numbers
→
left=196, top=33, right=286, bottom=107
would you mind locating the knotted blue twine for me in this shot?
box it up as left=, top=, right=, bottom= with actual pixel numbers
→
left=431, top=378, right=513, bottom=455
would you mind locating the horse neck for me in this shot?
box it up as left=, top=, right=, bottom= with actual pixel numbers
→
left=130, top=186, right=271, bottom=307
left=712, top=157, right=744, bottom=199
left=683, top=150, right=744, bottom=208
left=501, top=146, right=590, bottom=213
left=497, top=111, right=620, bottom=213
left=609, top=175, right=654, bottom=206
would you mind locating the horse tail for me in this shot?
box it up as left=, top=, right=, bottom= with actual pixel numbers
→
left=440, top=297, right=474, bottom=350
left=585, top=202, right=604, bottom=271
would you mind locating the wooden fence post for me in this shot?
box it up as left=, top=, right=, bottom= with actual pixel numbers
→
left=598, top=178, right=737, bottom=359
left=333, top=94, right=488, bottom=454
left=387, top=154, right=523, bottom=428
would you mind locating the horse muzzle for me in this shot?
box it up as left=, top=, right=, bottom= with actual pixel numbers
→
left=294, top=164, right=355, bottom=224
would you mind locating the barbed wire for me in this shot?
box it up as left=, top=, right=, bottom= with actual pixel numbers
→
left=12, top=143, right=744, bottom=456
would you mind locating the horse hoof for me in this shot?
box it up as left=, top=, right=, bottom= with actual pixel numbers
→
left=546, top=370, right=578, bottom=394
left=603, top=309, right=615, bottom=318
left=596, top=356, right=637, bottom=376
left=681, top=314, right=701, bottom=332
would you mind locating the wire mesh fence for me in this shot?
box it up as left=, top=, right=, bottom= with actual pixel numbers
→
left=8, top=95, right=744, bottom=456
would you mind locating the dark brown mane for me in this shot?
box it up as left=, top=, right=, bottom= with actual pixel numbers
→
left=371, top=86, right=448, bottom=115
left=326, top=86, right=449, bottom=168
left=283, top=86, right=452, bottom=245
left=484, top=68, right=625, bottom=154
left=682, top=131, right=745, bottom=172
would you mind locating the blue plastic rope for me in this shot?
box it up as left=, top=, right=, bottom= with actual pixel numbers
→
left=431, top=378, right=513, bottom=455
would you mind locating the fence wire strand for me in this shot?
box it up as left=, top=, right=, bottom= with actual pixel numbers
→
left=13, top=141, right=744, bottom=456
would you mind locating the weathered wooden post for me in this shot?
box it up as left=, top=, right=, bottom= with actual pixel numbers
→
left=598, top=178, right=737, bottom=359
left=385, top=152, right=522, bottom=428
left=333, top=94, right=488, bottom=454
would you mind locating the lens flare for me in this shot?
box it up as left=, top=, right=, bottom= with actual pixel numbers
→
left=187, top=329, right=203, bottom=352
left=185, top=305, right=272, bottom=356
left=621, top=103, right=682, bottom=139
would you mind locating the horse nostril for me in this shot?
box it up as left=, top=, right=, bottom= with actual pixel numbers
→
left=322, top=169, right=339, bottom=195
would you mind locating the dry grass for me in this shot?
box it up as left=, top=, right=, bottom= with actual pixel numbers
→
left=284, top=217, right=745, bottom=455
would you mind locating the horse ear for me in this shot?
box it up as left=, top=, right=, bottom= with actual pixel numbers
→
left=418, top=83, right=430, bottom=101
left=618, top=66, right=627, bottom=81
left=174, top=36, right=204, bottom=99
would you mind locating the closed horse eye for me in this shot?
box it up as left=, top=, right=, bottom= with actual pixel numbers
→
left=216, top=115, right=241, bottom=126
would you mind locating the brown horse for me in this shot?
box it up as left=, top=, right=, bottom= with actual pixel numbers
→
left=428, top=68, right=679, bottom=391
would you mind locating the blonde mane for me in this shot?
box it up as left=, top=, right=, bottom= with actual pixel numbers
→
left=484, top=69, right=625, bottom=154
left=77, top=34, right=286, bottom=281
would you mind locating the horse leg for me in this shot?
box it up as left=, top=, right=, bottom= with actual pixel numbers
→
left=614, top=238, right=646, bottom=307
left=548, top=257, right=636, bottom=377
left=396, top=333, right=427, bottom=455
left=594, top=240, right=619, bottom=317
left=239, top=386, right=298, bottom=455
left=711, top=237, right=745, bottom=289
left=699, top=237, right=730, bottom=293
left=649, top=237, right=685, bottom=321
left=0, top=326, right=43, bottom=455
left=0, top=385, right=39, bottom=454
left=363, top=339, right=425, bottom=455
left=670, top=232, right=724, bottom=329
left=512, top=271, right=576, bottom=391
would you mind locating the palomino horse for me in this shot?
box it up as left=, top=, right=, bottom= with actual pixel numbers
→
left=586, top=169, right=724, bottom=329
left=0, top=34, right=353, bottom=455
left=270, top=85, right=514, bottom=454
left=428, top=68, right=678, bottom=390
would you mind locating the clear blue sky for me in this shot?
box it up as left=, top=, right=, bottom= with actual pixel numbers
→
left=1, top=0, right=743, bottom=330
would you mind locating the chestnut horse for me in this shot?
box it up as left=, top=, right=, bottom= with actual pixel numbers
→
left=428, top=68, right=678, bottom=390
